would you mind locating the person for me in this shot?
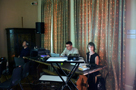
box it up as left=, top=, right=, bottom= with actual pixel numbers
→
left=76, top=42, right=100, bottom=90
left=86, top=42, right=99, bottom=65
left=61, top=41, right=79, bottom=56
left=18, top=41, right=30, bottom=63
left=86, top=42, right=100, bottom=90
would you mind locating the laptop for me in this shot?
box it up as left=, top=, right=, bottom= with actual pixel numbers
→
left=14, top=57, right=25, bottom=67
left=40, top=55, right=47, bottom=58
left=51, top=53, right=60, bottom=57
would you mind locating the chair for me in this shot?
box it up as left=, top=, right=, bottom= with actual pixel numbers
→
left=0, top=59, right=7, bottom=78
left=14, top=57, right=25, bottom=67
left=0, top=59, right=9, bottom=81
left=22, top=62, right=30, bottom=79
left=21, top=61, right=34, bottom=89
left=0, top=67, right=23, bottom=90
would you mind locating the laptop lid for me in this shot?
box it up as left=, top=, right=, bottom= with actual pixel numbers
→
left=51, top=53, right=60, bottom=57
left=14, top=57, right=25, bottom=67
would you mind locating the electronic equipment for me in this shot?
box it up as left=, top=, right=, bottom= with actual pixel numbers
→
left=0, top=57, right=5, bottom=61
left=0, top=57, right=7, bottom=74
left=68, top=54, right=79, bottom=61
left=1, top=57, right=5, bottom=60
left=36, top=22, right=44, bottom=34
left=40, top=55, right=47, bottom=58
left=51, top=53, right=60, bottom=57
left=30, top=48, right=50, bottom=57
left=30, top=50, right=38, bottom=57
left=25, top=41, right=29, bottom=46
left=38, top=48, right=50, bottom=56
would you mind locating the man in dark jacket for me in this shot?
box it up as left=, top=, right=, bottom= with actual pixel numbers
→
left=19, top=41, right=30, bottom=63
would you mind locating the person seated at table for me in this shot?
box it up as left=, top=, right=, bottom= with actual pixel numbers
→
left=86, top=42, right=99, bottom=90
left=86, top=42, right=99, bottom=65
left=76, top=42, right=100, bottom=90
left=61, top=41, right=79, bottom=57
left=18, top=41, right=30, bottom=62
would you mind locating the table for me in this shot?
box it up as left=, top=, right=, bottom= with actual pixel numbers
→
left=46, top=57, right=85, bottom=90
left=26, top=57, right=106, bottom=75
left=25, top=57, right=106, bottom=90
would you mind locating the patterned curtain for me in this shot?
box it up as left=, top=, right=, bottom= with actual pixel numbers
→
left=53, top=0, right=70, bottom=54
left=74, top=0, right=126, bottom=90
left=43, top=0, right=70, bottom=54
left=43, top=0, right=52, bottom=50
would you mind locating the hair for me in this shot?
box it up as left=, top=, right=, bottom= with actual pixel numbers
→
left=66, top=41, right=72, bottom=46
left=87, top=42, right=95, bottom=51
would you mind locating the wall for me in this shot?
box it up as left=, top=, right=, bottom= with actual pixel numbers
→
left=125, top=0, right=136, bottom=90
left=0, top=0, right=38, bottom=58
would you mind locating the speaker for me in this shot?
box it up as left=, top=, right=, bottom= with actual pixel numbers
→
left=36, top=22, right=44, bottom=34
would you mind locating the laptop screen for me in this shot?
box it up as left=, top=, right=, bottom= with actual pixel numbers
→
left=51, top=53, right=60, bottom=57
left=40, top=55, right=47, bottom=58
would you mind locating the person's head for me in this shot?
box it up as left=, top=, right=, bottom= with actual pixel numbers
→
left=22, top=41, right=29, bottom=48
left=66, top=41, right=72, bottom=50
left=87, top=42, right=95, bottom=52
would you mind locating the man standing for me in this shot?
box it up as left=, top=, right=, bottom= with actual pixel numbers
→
left=61, top=41, right=79, bottom=56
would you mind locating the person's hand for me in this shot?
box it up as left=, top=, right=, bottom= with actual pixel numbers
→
left=47, top=55, right=50, bottom=57
left=23, top=57, right=25, bottom=59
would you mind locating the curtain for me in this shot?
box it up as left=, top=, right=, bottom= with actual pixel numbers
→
left=74, top=0, right=126, bottom=90
left=42, top=0, right=70, bottom=54
left=53, top=0, right=70, bottom=54
left=43, top=0, right=52, bottom=50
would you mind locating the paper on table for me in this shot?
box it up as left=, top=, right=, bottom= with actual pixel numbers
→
left=47, top=57, right=68, bottom=62
left=78, top=65, right=90, bottom=71
left=78, top=63, right=90, bottom=71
